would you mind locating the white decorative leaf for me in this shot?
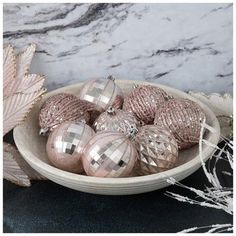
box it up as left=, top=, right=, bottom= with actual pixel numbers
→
left=3, top=142, right=46, bottom=181
left=3, top=45, right=16, bottom=98
left=16, top=43, right=36, bottom=80
left=14, top=74, right=45, bottom=94
left=3, top=142, right=31, bottom=187
left=3, top=89, right=45, bottom=135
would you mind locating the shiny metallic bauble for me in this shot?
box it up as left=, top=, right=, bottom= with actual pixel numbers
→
left=46, top=121, right=95, bottom=173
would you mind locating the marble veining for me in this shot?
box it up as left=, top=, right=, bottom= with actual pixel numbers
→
left=3, top=3, right=233, bottom=94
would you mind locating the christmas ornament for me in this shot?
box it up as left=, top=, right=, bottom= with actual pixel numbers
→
left=46, top=121, right=95, bottom=173
left=82, top=131, right=138, bottom=177
left=154, top=98, right=206, bottom=150
left=78, top=75, right=124, bottom=112
left=93, top=106, right=140, bottom=135
left=39, top=93, right=90, bottom=135
left=123, top=85, right=170, bottom=124
left=133, top=125, right=178, bottom=175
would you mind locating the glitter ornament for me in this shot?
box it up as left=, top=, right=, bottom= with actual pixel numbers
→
left=39, top=93, right=90, bottom=135
left=154, top=98, right=206, bottom=150
left=133, top=125, right=178, bottom=175
left=78, top=76, right=124, bottom=112
left=93, top=106, right=140, bottom=135
left=123, top=85, right=170, bottom=124
left=82, top=131, right=138, bottom=177
left=46, top=121, right=95, bottom=173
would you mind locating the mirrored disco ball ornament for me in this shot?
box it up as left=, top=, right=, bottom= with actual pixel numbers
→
left=82, top=131, right=138, bottom=177
left=123, top=85, right=171, bottom=124
left=39, top=93, right=90, bottom=135
left=78, top=76, right=124, bottom=112
left=46, top=121, right=95, bottom=173
left=133, top=125, right=178, bottom=175
left=93, top=106, right=140, bottom=135
left=154, top=98, right=206, bottom=150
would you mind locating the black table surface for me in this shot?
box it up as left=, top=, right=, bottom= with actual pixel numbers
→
left=3, top=133, right=233, bottom=233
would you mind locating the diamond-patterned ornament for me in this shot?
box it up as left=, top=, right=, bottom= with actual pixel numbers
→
left=133, top=125, right=178, bottom=175
left=93, top=106, right=140, bottom=135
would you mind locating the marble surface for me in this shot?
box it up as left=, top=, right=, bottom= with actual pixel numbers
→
left=3, top=3, right=233, bottom=94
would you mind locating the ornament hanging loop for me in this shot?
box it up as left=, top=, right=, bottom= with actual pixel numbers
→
left=127, top=125, right=138, bottom=140
left=107, top=106, right=116, bottom=115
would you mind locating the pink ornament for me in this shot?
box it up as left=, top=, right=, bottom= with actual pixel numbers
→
left=123, top=85, right=170, bottom=124
left=78, top=76, right=123, bottom=112
left=154, top=98, right=206, bottom=150
left=46, top=121, right=95, bottom=173
left=82, top=131, right=138, bottom=177
left=93, top=106, right=140, bottom=135
left=39, top=93, right=90, bottom=135
left=133, top=125, right=178, bottom=175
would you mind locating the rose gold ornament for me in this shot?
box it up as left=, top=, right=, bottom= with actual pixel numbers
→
left=123, top=85, right=170, bottom=124
left=78, top=76, right=124, bottom=112
left=133, top=125, right=178, bottom=175
left=82, top=131, right=138, bottom=177
left=154, top=98, right=206, bottom=150
left=39, top=93, right=90, bottom=135
left=46, top=121, right=95, bottom=173
left=93, top=106, right=140, bottom=135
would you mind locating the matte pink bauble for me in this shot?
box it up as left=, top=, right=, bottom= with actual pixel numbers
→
left=93, top=106, right=140, bottom=135
left=39, top=93, right=90, bottom=135
left=78, top=76, right=124, bottom=112
left=46, top=121, right=95, bottom=173
left=154, top=98, right=206, bottom=150
left=123, top=85, right=170, bottom=124
left=82, top=131, right=138, bottom=177
left=133, top=125, right=178, bottom=175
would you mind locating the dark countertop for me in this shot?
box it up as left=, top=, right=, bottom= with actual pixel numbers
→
left=3, top=158, right=232, bottom=233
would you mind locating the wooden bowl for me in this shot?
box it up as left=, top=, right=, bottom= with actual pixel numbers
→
left=13, top=80, right=220, bottom=195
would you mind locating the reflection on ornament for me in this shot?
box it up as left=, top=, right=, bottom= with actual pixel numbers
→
left=123, top=85, right=170, bottom=124
left=78, top=76, right=123, bottom=112
left=82, top=131, right=138, bottom=177
left=154, top=98, right=206, bottom=149
left=39, top=93, right=90, bottom=135
left=93, top=106, right=140, bottom=135
left=133, top=125, right=178, bottom=175
left=46, top=121, right=95, bottom=173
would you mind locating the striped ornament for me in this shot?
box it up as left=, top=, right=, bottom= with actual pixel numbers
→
left=154, top=98, right=206, bottom=150
left=123, top=85, right=170, bottom=124
left=39, top=93, right=90, bottom=135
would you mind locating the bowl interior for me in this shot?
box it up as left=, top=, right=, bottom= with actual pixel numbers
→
left=13, top=80, right=220, bottom=194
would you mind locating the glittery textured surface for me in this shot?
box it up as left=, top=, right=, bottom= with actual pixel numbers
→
left=133, top=125, right=178, bottom=175
left=123, top=85, right=170, bottom=124
left=46, top=121, right=95, bottom=173
left=39, top=93, right=90, bottom=135
left=93, top=107, right=139, bottom=135
left=82, top=131, right=137, bottom=177
left=154, top=98, right=206, bottom=150
left=79, top=77, right=123, bottom=112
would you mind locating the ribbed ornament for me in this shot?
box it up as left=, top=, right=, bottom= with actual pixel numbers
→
left=154, top=98, right=206, bottom=150
left=93, top=106, right=140, bottom=135
left=123, top=85, right=170, bottom=124
left=39, top=93, right=90, bottom=135
left=82, top=131, right=138, bottom=177
left=78, top=76, right=124, bottom=112
left=46, top=121, right=95, bottom=173
left=133, top=125, right=178, bottom=175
